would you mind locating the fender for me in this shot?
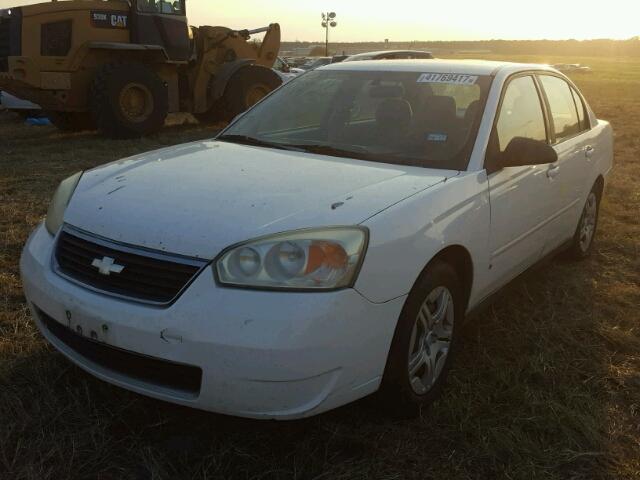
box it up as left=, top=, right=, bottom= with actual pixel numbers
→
left=356, top=172, right=492, bottom=306
left=192, top=58, right=257, bottom=113
left=87, top=42, right=169, bottom=60
left=210, top=59, right=255, bottom=101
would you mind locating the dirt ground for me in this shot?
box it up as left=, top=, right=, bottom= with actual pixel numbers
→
left=0, top=55, right=638, bottom=479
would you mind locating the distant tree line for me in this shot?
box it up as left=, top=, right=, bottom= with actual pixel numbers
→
left=283, top=39, right=640, bottom=57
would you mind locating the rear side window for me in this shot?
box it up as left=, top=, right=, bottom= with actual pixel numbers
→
left=571, top=88, right=589, bottom=131
left=495, top=75, right=547, bottom=153
left=539, top=75, right=581, bottom=142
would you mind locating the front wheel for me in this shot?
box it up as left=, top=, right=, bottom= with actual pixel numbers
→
left=90, top=63, right=168, bottom=138
left=378, top=261, right=463, bottom=417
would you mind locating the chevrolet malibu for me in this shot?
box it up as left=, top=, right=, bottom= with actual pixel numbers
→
left=21, top=60, right=613, bottom=419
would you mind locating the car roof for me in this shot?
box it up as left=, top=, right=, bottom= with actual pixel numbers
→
left=348, top=50, right=433, bottom=59
left=322, top=58, right=557, bottom=76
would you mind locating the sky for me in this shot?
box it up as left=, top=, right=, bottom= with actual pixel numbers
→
left=2, top=0, right=638, bottom=42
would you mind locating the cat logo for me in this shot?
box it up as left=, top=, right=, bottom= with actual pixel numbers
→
left=110, top=14, right=128, bottom=28
left=90, top=10, right=129, bottom=29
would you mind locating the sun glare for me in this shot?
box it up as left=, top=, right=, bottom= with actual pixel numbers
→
left=0, top=0, right=636, bottom=40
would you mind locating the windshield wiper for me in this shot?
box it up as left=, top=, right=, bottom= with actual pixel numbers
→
left=288, top=143, right=371, bottom=160
left=217, top=134, right=304, bottom=152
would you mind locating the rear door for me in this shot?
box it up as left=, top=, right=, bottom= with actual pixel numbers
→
left=131, top=0, right=190, bottom=61
left=536, top=74, right=592, bottom=248
left=485, top=74, right=557, bottom=288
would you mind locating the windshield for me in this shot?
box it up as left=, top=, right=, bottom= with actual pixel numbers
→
left=219, top=70, right=491, bottom=170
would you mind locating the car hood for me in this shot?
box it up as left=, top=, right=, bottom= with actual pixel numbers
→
left=64, top=140, right=455, bottom=259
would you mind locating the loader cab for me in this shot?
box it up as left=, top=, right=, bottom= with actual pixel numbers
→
left=131, top=0, right=190, bottom=61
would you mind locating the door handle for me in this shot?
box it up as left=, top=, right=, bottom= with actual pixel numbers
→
left=585, top=146, right=595, bottom=158
left=547, top=164, right=560, bottom=179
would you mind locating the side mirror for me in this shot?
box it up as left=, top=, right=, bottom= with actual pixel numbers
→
left=502, top=137, right=558, bottom=167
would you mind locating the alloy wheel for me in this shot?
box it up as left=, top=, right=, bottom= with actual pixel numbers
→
left=579, top=192, right=598, bottom=252
left=407, top=286, right=455, bottom=395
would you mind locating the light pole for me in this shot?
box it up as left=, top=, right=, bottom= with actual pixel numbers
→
left=321, top=12, right=337, bottom=56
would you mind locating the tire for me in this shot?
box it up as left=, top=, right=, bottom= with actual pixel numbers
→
left=47, top=111, right=95, bottom=132
left=219, top=66, right=282, bottom=121
left=378, top=261, right=464, bottom=418
left=89, top=63, right=168, bottom=138
left=565, top=183, right=601, bottom=260
left=192, top=99, right=227, bottom=125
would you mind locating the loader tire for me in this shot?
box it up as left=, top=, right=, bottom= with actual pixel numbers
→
left=221, top=66, right=281, bottom=121
left=48, top=111, right=95, bottom=132
left=90, top=63, right=168, bottom=138
left=192, top=99, right=227, bottom=125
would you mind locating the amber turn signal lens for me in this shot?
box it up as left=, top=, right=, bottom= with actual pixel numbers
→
left=306, top=241, right=348, bottom=274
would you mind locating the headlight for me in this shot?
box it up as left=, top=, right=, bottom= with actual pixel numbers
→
left=216, top=227, right=368, bottom=290
left=45, top=171, right=83, bottom=235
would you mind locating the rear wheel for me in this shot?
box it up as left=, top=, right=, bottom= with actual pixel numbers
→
left=47, top=111, right=95, bottom=132
left=220, top=66, right=282, bottom=121
left=90, top=63, right=168, bottom=138
left=565, top=184, right=601, bottom=260
left=378, top=261, right=463, bottom=417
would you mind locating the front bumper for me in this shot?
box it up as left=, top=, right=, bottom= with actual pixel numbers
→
left=21, top=224, right=406, bottom=419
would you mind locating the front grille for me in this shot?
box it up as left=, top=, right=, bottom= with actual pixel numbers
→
left=41, top=20, right=71, bottom=56
left=54, top=227, right=208, bottom=305
left=37, top=307, right=202, bottom=396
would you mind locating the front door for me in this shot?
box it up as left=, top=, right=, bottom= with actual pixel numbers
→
left=485, top=74, right=558, bottom=290
left=131, top=0, right=190, bottom=61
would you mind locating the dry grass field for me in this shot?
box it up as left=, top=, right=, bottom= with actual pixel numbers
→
left=1, top=55, right=639, bottom=479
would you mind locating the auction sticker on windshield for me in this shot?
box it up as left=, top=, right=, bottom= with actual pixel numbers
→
left=417, top=73, right=478, bottom=85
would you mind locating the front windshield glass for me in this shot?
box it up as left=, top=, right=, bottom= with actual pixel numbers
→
left=219, top=70, right=491, bottom=170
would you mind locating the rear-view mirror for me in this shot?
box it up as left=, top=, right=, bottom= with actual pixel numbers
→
left=502, top=137, right=558, bottom=167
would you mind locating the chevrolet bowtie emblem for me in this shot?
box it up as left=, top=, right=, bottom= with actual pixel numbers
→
left=91, top=256, right=125, bottom=275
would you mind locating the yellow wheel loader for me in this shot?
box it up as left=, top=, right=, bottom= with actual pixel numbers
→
left=0, top=1, right=282, bottom=137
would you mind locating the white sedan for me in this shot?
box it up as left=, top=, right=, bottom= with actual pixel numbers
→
left=21, top=60, right=613, bottom=419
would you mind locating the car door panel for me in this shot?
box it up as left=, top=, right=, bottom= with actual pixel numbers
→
left=543, top=138, right=587, bottom=250
left=485, top=74, right=557, bottom=290
left=487, top=164, right=552, bottom=289
left=537, top=75, right=591, bottom=250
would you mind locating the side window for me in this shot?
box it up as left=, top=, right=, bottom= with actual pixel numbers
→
left=495, top=75, right=547, bottom=153
left=539, top=75, right=580, bottom=142
left=571, top=87, right=589, bottom=131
